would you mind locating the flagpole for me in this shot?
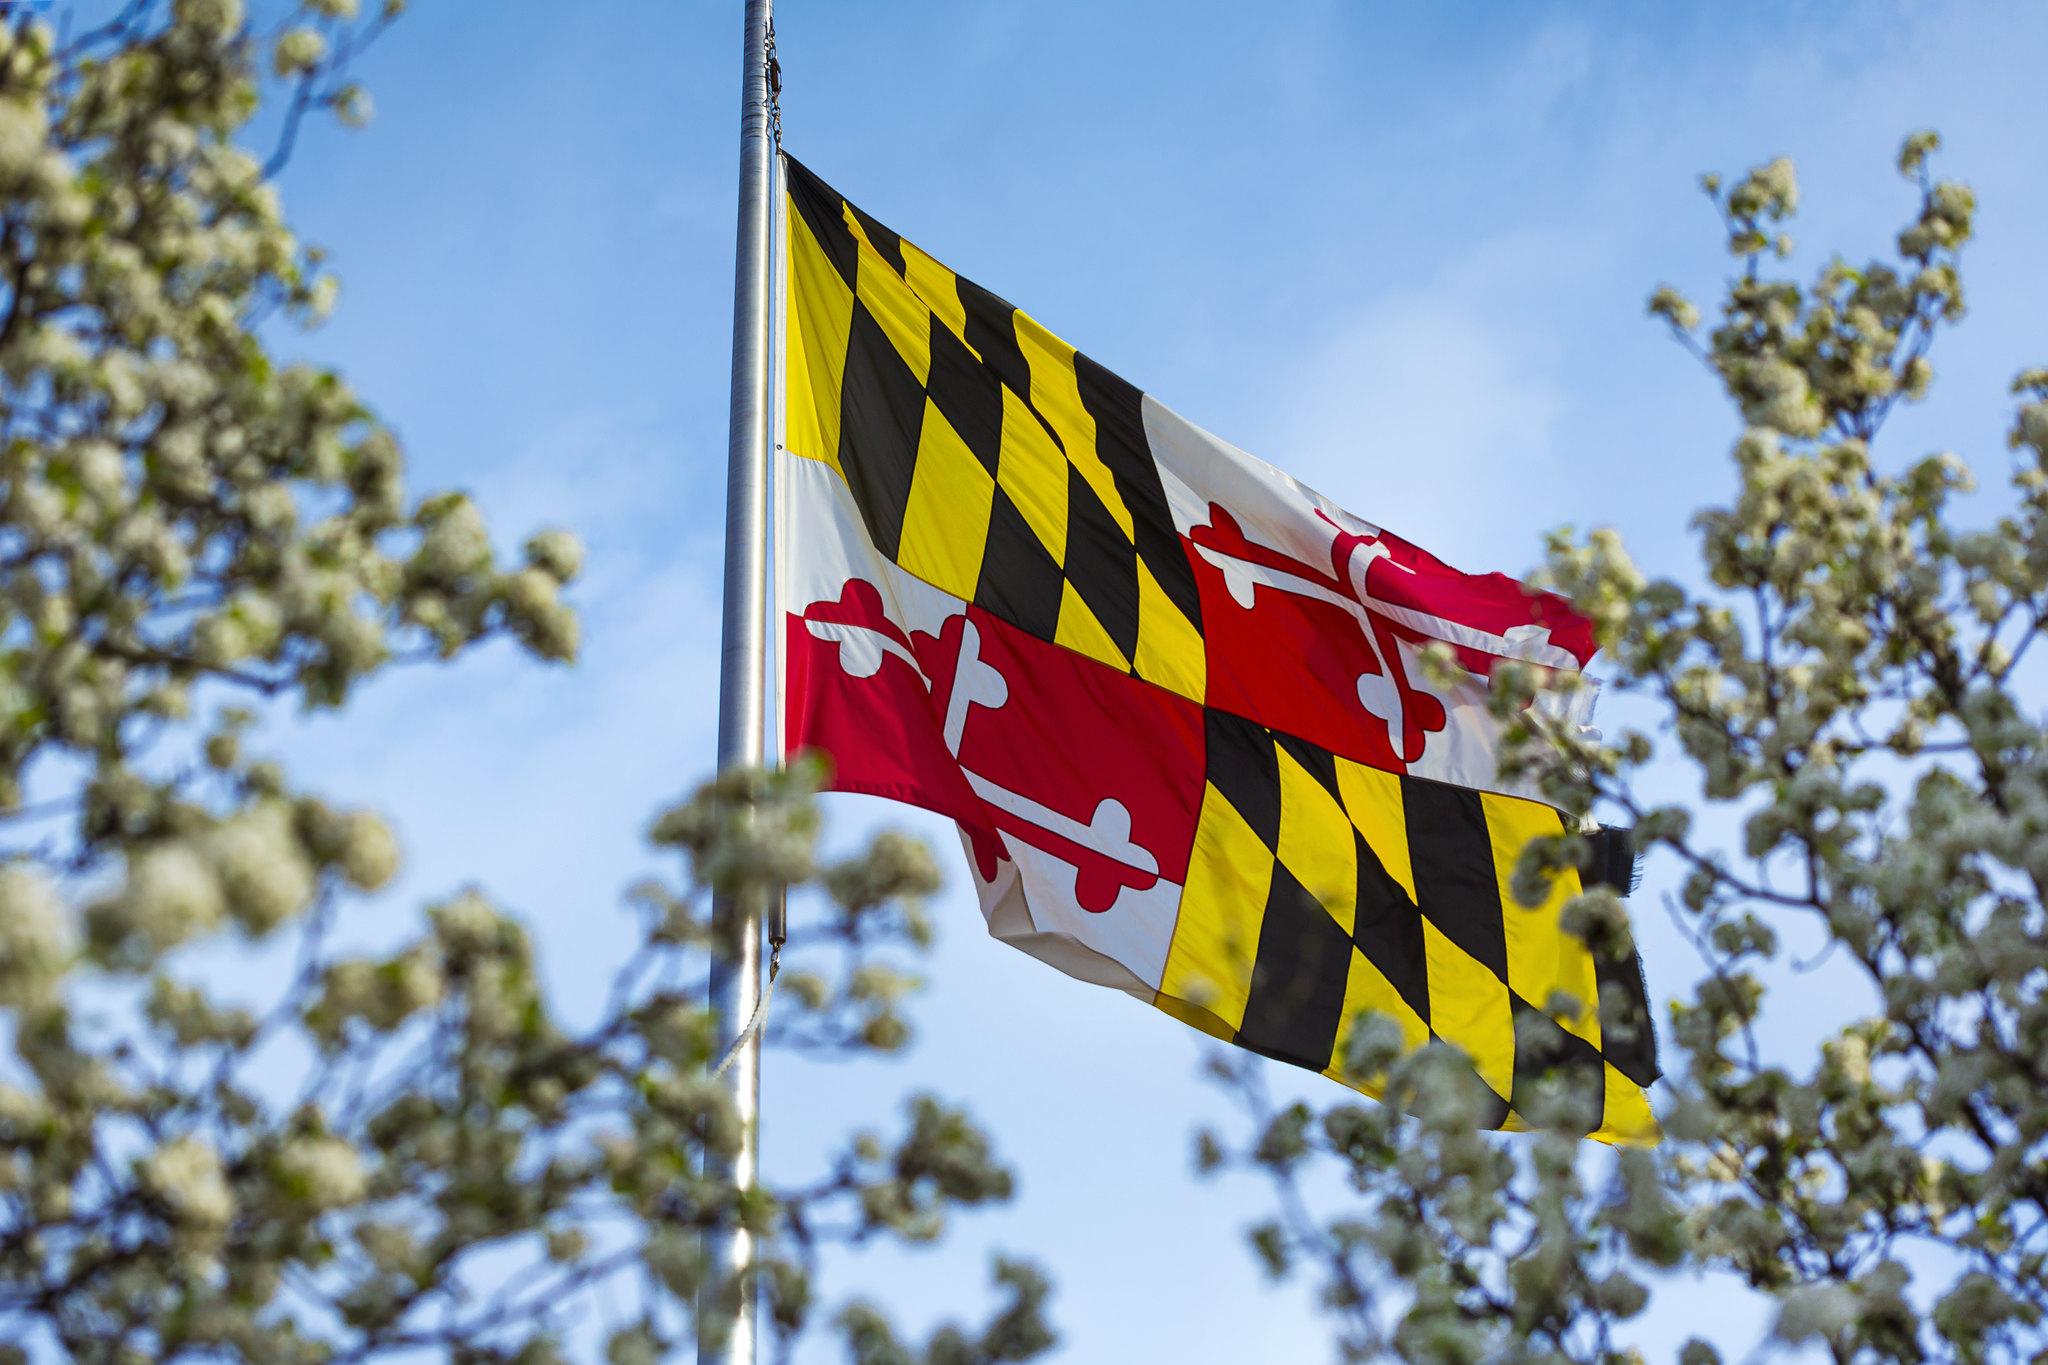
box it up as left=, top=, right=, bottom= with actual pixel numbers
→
left=703, top=0, right=774, bottom=1361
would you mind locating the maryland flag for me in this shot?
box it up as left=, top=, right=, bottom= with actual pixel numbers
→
left=776, top=156, right=1659, bottom=1143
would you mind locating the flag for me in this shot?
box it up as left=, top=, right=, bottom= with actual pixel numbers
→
left=775, top=155, right=1658, bottom=1142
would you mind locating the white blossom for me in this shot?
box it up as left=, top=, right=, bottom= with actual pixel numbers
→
left=139, top=1136, right=234, bottom=1230
left=204, top=805, right=316, bottom=933
left=524, top=527, right=584, bottom=582
left=117, top=845, right=227, bottom=954
left=277, top=1135, right=366, bottom=1210
left=338, top=810, right=399, bottom=890
left=0, top=97, right=47, bottom=179
left=1772, top=1281, right=1857, bottom=1342
left=0, top=867, right=70, bottom=1004
left=173, top=0, right=245, bottom=38
left=414, top=496, right=492, bottom=580
left=272, top=28, right=327, bottom=77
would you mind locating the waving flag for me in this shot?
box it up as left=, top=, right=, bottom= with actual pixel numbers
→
left=776, top=156, right=1658, bottom=1142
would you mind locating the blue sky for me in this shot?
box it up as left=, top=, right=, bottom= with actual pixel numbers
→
left=258, top=2, right=2048, bottom=1358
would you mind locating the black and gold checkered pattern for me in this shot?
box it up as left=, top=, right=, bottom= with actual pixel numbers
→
left=1159, top=711, right=1659, bottom=1142
left=783, top=156, right=1208, bottom=699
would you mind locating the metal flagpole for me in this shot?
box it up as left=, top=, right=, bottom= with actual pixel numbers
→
left=703, top=0, right=774, bottom=1361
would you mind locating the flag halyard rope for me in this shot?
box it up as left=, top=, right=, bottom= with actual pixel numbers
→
left=710, top=940, right=780, bottom=1081
left=764, top=19, right=783, bottom=148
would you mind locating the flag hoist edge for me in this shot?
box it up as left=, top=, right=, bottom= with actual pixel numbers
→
left=775, top=153, right=1659, bottom=1143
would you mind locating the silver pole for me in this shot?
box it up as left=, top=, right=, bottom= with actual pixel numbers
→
left=703, top=0, right=774, bottom=1361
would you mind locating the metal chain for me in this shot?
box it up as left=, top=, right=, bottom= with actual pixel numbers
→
left=764, top=18, right=783, bottom=146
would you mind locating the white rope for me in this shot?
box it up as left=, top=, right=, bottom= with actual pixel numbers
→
left=709, top=948, right=780, bottom=1081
